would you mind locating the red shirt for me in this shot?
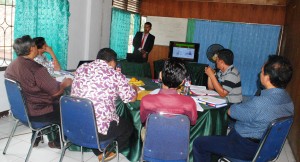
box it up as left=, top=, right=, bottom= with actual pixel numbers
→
left=140, top=89, right=198, bottom=125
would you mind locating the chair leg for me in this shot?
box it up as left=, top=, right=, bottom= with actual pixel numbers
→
left=102, top=148, right=107, bottom=162
left=81, top=146, right=84, bottom=162
left=115, top=141, right=119, bottom=162
left=25, top=130, right=39, bottom=162
left=3, top=120, right=19, bottom=154
left=57, top=125, right=63, bottom=151
left=59, top=142, right=70, bottom=162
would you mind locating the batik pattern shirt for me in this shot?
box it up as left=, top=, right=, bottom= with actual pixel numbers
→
left=71, top=60, right=136, bottom=135
left=34, top=54, right=54, bottom=75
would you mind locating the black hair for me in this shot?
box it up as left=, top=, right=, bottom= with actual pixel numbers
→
left=96, top=48, right=117, bottom=62
left=13, top=35, right=35, bottom=56
left=162, top=58, right=187, bottom=88
left=33, top=37, right=46, bottom=49
left=217, top=49, right=234, bottom=65
left=263, top=55, right=293, bottom=88
left=145, top=22, right=152, bottom=28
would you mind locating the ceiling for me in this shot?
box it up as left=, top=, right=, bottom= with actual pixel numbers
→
left=176, top=0, right=288, bottom=6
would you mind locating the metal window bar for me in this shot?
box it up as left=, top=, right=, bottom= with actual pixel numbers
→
left=0, top=0, right=15, bottom=69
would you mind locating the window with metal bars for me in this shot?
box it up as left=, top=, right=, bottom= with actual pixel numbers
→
left=113, top=0, right=140, bottom=13
left=0, top=0, right=15, bottom=70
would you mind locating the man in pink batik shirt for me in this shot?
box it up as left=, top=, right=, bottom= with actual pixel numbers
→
left=71, top=48, right=138, bottom=161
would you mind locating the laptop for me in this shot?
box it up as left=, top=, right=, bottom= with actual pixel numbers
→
left=77, top=60, right=94, bottom=68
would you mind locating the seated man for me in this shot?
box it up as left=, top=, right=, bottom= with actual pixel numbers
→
left=140, top=58, right=198, bottom=125
left=71, top=48, right=138, bottom=161
left=205, top=49, right=242, bottom=105
left=5, top=35, right=72, bottom=148
left=193, top=55, right=294, bottom=162
left=33, top=37, right=61, bottom=74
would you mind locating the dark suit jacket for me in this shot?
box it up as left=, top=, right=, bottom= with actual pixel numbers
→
left=133, top=32, right=155, bottom=54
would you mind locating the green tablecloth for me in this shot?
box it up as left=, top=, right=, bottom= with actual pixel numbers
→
left=153, top=59, right=208, bottom=86
left=68, top=77, right=228, bottom=162
left=118, top=60, right=151, bottom=78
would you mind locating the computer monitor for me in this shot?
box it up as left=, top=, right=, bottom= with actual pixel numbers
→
left=77, top=60, right=94, bottom=68
left=169, top=41, right=200, bottom=62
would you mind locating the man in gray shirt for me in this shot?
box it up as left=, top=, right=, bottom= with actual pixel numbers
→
left=205, top=49, right=242, bottom=104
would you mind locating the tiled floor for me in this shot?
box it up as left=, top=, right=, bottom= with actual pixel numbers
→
left=0, top=115, right=129, bottom=162
left=0, top=114, right=296, bottom=162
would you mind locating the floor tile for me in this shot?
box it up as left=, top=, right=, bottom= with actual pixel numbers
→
left=0, top=115, right=296, bottom=162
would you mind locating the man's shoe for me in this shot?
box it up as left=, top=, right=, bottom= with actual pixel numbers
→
left=98, top=152, right=116, bottom=162
left=48, top=141, right=61, bottom=149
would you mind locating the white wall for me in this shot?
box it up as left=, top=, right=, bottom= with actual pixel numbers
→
left=0, top=71, right=10, bottom=112
left=0, top=0, right=113, bottom=112
left=67, top=0, right=112, bottom=69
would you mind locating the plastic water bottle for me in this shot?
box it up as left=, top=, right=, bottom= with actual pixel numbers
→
left=116, top=63, right=122, bottom=73
left=183, top=76, right=191, bottom=95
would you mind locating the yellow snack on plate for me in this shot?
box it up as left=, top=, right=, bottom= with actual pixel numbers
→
left=129, top=80, right=145, bottom=86
left=130, top=77, right=137, bottom=82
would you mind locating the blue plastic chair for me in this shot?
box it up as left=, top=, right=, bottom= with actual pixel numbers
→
left=219, top=115, right=294, bottom=162
left=2, top=78, right=62, bottom=162
left=59, top=95, right=119, bottom=162
left=141, top=113, right=190, bottom=162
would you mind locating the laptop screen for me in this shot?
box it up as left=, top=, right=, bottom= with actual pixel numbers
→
left=77, top=60, right=94, bottom=68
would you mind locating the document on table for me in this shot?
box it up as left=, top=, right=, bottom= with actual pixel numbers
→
left=192, top=97, right=204, bottom=112
left=196, top=96, right=227, bottom=105
left=192, top=96, right=227, bottom=109
left=53, top=70, right=74, bottom=82
left=190, top=85, right=219, bottom=96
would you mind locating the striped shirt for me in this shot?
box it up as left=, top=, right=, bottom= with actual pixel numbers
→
left=217, top=65, right=242, bottom=104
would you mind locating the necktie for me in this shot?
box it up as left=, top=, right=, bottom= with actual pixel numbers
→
left=140, top=34, right=146, bottom=48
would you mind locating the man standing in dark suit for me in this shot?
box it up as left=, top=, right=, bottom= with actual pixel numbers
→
left=130, top=22, right=155, bottom=63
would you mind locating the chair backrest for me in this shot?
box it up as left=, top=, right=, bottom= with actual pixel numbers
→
left=143, top=113, right=190, bottom=161
left=60, top=95, right=100, bottom=149
left=4, top=78, right=30, bottom=126
left=253, top=116, right=293, bottom=162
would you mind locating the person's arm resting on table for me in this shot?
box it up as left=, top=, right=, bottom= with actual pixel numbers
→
left=205, top=66, right=228, bottom=97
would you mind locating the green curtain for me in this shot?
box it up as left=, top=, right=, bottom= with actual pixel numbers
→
left=133, top=13, right=141, bottom=37
left=110, top=8, right=131, bottom=59
left=186, top=19, right=196, bottom=42
left=14, top=0, right=70, bottom=70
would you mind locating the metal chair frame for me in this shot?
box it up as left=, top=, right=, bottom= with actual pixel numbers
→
left=59, top=95, right=119, bottom=162
left=219, top=115, right=294, bottom=162
left=3, top=78, right=62, bottom=162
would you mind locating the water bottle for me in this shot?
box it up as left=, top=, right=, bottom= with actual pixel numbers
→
left=183, top=76, right=191, bottom=95
left=116, top=63, right=122, bottom=73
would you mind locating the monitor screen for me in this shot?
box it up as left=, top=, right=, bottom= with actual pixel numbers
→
left=169, top=41, right=200, bottom=62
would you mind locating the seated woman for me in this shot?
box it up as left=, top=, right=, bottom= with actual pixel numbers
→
left=33, top=37, right=61, bottom=74
left=5, top=35, right=72, bottom=148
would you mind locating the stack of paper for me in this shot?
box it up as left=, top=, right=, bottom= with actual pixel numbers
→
left=190, top=85, right=219, bottom=96
left=53, top=70, right=74, bottom=82
left=193, top=96, right=227, bottom=108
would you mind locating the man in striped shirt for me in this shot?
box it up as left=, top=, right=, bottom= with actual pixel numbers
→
left=205, top=49, right=242, bottom=104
